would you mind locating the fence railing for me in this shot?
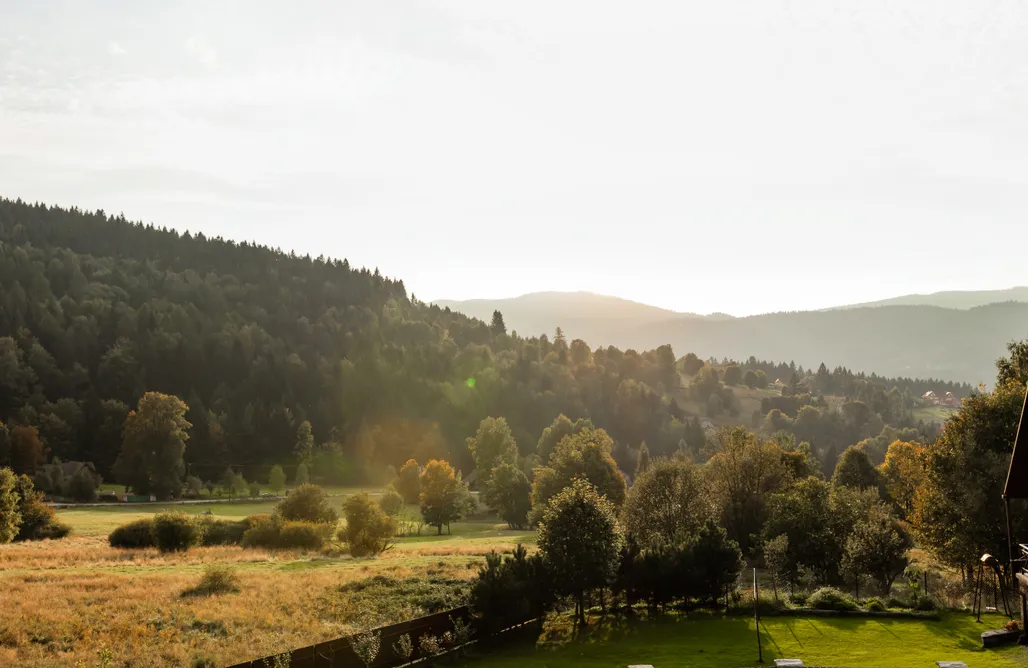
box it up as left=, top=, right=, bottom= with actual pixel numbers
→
left=225, top=606, right=472, bottom=668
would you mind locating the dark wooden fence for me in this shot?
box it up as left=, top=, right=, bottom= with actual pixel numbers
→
left=225, top=606, right=472, bottom=668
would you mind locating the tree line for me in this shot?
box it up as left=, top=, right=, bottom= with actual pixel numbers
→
left=0, top=198, right=688, bottom=484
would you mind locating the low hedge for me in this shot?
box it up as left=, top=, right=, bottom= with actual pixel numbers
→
left=196, top=517, right=248, bottom=546
left=241, top=516, right=332, bottom=550
left=109, top=518, right=157, bottom=548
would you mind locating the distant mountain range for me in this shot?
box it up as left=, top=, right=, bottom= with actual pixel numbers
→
left=828, top=287, right=1028, bottom=311
left=433, top=289, right=1028, bottom=384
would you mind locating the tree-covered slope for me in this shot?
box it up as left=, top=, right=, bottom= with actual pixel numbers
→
left=0, top=198, right=688, bottom=481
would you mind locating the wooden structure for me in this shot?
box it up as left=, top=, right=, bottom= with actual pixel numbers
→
left=1002, top=385, right=1028, bottom=642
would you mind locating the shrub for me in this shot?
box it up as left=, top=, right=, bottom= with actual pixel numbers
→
left=471, top=545, right=554, bottom=634
left=278, top=521, right=330, bottom=550
left=788, top=591, right=809, bottom=606
left=378, top=489, right=405, bottom=517
left=392, top=633, right=413, bottom=663
left=248, top=481, right=261, bottom=498
left=182, top=565, right=240, bottom=597
left=109, top=518, right=156, bottom=548
left=808, top=586, right=857, bottom=611
left=341, top=492, right=396, bottom=557
left=863, top=596, right=886, bottom=612
left=351, top=630, right=381, bottom=668
left=241, top=515, right=329, bottom=550
left=243, top=513, right=273, bottom=529
left=276, top=484, right=337, bottom=524
left=153, top=512, right=200, bottom=552
left=14, top=475, right=71, bottom=541
left=196, top=517, right=247, bottom=546
left=913, top=595, right=938, bottom=611
left=886, top=596, right=911, bottom=609
left=241, top=516, right=281, bottom=548
left=418, top=634, right=441, bottom=657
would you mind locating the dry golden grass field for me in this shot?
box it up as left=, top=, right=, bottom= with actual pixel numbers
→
left=0, top=500, right=533, bottom=667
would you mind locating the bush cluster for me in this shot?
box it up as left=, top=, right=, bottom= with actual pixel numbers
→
left=472, top=545, right=554, bottom=634
left=109, top=518, right=157, bottom=548
left=153, top=512, right=200, bottom=552
left=378, top=489, right=405, bottom=517
left=863, top=596, right=886, bottom=611
left=341, top=492, right=396, bottom=557
left=615, top=523, right=743, bottom=610
left=0, top=470, right=71, bottom=544
left=240, top=515, right=331, bottom=550
left=107, top=484, right=341, bottom=552
left=195, top=516, right=248, bottom=546
left=808, top=586, right=858, bottom=611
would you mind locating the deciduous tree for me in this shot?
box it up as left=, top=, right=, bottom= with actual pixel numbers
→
left=537, top=479, right=624, bottom=625
left=481, top=462, right=531, bottom=529
left=622, top=457, right=706, bottom=545
left=536, top=414, right=593, bottom=463
left=704, top=426, right=788, bottom=555
left=466, top=417, right=518, bottom=476
left=842, top=502, right=912, bottom=594
left=9, top=426, right=46, bottom=475
left=531, top=428, right=626, bottom=518
left=420, top=459, right=472, bottom=534
left=878, top=440, right=925, bottom=518
left=911, top=379, right=1028, bottom=575
left=0, top=467, right=21, bottom=544
left=832, top=446, right=880, bottom=491
left=393, top=459, right=422, bottom=504
left=268, top=465, right=286, bottom=493
left=113, top=392, right=191, bottom=500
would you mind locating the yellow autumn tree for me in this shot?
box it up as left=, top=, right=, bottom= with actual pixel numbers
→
left=878, top=440, right=925, bottom=518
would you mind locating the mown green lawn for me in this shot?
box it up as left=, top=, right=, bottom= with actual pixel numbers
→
left=468, top=612, right=1028, bottom=668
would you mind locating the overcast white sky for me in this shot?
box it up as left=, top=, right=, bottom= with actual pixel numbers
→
left=1, top=1, right=1026, bottom=315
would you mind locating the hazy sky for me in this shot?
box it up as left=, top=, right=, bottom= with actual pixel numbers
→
left=2, top=1, right=1026, bottom=316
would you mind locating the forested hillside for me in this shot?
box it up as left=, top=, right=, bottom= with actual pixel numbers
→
left=0, top=199, right=689, bottom=482
left=439, top=293, right=1028, bottom=383
left=0, top=198, right=988, bottom=490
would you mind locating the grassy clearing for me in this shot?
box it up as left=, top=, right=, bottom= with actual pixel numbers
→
left=469, top=612, right=1028, bottom=668
left=0, top=505, right=529, bottom=667
left=912, top=404, right=957, bottom=425
left=57, top=501, right=282, bottom=537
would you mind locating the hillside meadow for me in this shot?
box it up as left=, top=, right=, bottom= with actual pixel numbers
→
left=0, top=500, right=531, bottom=667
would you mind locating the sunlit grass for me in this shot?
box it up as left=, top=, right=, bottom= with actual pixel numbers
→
left=0, top=507, right=530, bottom=667
left=468, top=612, right=1028, bottom=668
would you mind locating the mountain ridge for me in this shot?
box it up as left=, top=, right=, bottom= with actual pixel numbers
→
left=433, top=291, right=1028, bottom=383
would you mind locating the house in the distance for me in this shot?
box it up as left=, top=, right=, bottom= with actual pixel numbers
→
left=922, top=391, right=939, bottom=405
left=942, top=391, right=959, bottom=407
left=44, top=461, right=100, bottom=484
